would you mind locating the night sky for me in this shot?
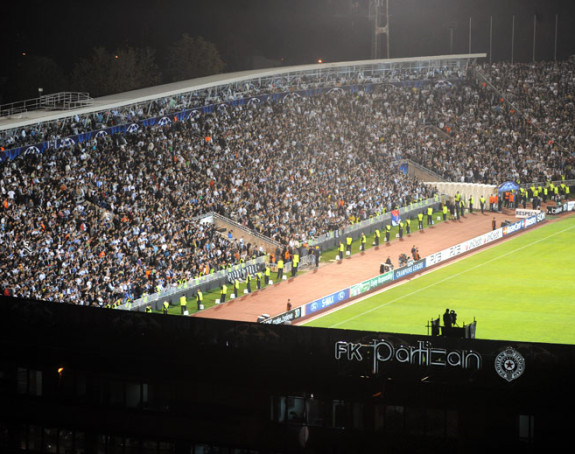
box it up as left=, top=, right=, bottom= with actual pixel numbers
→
left=2, top=0, right=575, bottom=73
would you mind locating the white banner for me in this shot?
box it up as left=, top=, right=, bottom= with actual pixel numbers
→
left=515, top=209, right=540, bottom=218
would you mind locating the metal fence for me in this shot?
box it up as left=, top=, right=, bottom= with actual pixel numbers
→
left=0, top=92, right=93, bottom=118
left=121, top=256, right=266, bottom=312
left=307, top=196, right=443, bottom=252
left=122, top=197, right=441, bottom=312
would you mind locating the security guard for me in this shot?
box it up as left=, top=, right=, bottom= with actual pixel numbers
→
left=454, top=191, right=461, bottom=206
left=345, top=235, right=352, bottom=254
left=277, top=259, right=284, bottom=280
left=292, top=252, right=300, bottom=277
left=406, top=218, right=411, bottom=235
left=196, top=290, right=203, bottom=310
left=360, top=233, right=366, bottom=251
left=417, top=212, right=424, bottom=230
left=220, top=284, right=228, bottom=303
left=442, top=204, right=448, bottom=221
left=162, top=300, right=169, bottom=315
left=398, top=221, right=404, bottom=239
left=427, top=206, right=433, bottom=225
left=233, top=278, right=240, bottom=298
left=480, top=195, right=486, bottom=214
left=338, top=241, right=345, bottom=260
left=374, top=228, right=380, bottom=246
left=469, top=196, right=474, bottom=214
left=264, top=266, right=271, bottom=285
left=145, top=305, right=152, bottom=313
left=246, top=274, right=252, bottom=293
left=385, top=224, right=391, bottom=242
left=256, top=271, right=262, bottom=290
left=180, top=295, right=187, bottom=315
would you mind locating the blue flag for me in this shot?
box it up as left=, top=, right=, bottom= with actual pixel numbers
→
left=391, top=210, right=401, bottom=226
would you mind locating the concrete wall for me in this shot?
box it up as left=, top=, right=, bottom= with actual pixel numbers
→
left=426, top=182, right=497, bottom=207
left=213, top=216, right=278, bottom=254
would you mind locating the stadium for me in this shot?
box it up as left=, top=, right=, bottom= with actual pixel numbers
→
left=2, top=35, right=575, bottom=454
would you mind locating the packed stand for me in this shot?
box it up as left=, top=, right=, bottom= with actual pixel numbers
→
left=2, top=60, right=574, bottom=307
left=1, top=87, right=434, bottom=306
left=401, top=60, right=575, bottom=183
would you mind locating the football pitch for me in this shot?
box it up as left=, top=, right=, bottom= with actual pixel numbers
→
left=304, top=215, right=575, bottom=345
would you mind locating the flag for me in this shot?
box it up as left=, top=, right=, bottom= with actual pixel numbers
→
left=391, top=210, right=401, bottom=226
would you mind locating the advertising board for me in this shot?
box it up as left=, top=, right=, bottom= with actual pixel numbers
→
left=306, top=289, right=351, bottom=315
left=350, top=272, right=394, bottom=298
left=515, top=209, right=540, bottom=218
left=393, top=260, right=426, bottom=280
left=261, top=307, right=302, bottom=324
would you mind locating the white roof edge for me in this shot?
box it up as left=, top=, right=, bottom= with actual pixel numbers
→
left=1, top=54, right=486, bottom=132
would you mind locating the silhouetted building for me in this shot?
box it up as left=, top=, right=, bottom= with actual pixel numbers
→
left=1, top=296, right=574, bottom=453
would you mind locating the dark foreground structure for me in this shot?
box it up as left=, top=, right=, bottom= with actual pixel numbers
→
left=1, top=296, right=574, bottom=453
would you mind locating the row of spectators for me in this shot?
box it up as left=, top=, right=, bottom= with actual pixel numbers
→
left=374, top=61, right=575, bottom=184
left=1, top=60, right=573, bottom=306
left=0, top=65, right=462, bottom=151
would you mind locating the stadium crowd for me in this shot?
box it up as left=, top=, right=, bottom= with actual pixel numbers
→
left=381, top=61, right=575, bottom=184
left=1, top=60, right=574, bottom=306
left=0, top=85, right=434, bottom=306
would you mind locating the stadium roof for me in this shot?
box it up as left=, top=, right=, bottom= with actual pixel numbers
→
left=0, top=53, right=486, bottom=132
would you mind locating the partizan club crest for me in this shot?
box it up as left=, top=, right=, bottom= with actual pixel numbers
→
left=494, top=347, right=525, bottom=382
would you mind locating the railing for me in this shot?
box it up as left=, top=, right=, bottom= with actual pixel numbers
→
left=0, top=97, right=44, bottom=118
left=0, top=92, right=93, bottom=118
left=123, top=196, right=442, bottom=312
left=399, top=158, right=446, bottom=182
left=40, top=92, right=93, bottom=110
left=211, top=212, right=282, bottom=252
left=122, top=255, right=267, bottom=312
left=308, top=196, right=442, bottom=252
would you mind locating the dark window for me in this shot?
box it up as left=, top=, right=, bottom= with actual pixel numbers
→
left=42, top=427, right=58, bottom=453
left=17, top=367, right=43, bottom=396
left=519, top=414, right=534, bottom=443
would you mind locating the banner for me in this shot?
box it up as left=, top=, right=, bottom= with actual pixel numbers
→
left=391, top=210, right=401, bottom=226
left=260, top=306, right=302, bottom=324
left=393, top=259, right=426, bottom=280
left=306, top=289, right=350, bottom=315
left=350, top=272, right=394, bottom=298
left=225, top=264, right=261, bottom=284
left=502, top=220, right=524, bottom=236
left=515, top=209, right=540, bottom=218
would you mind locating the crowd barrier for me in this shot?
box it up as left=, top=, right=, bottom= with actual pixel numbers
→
left=307, top=197, right=443, bottom=253
left=122, top=256, right=266, bottom=312
left=261, top=212, right=547, bottom=325
left=127, top=196, right=442, bottom=312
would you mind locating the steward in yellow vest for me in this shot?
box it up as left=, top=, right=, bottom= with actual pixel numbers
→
left=180, top=295, right=187, bottom=314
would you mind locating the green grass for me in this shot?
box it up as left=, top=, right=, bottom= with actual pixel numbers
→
left=304, top=215, right=575, bottom=345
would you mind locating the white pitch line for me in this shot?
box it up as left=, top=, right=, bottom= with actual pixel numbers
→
left=315, top=222, right=575, bottom=329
